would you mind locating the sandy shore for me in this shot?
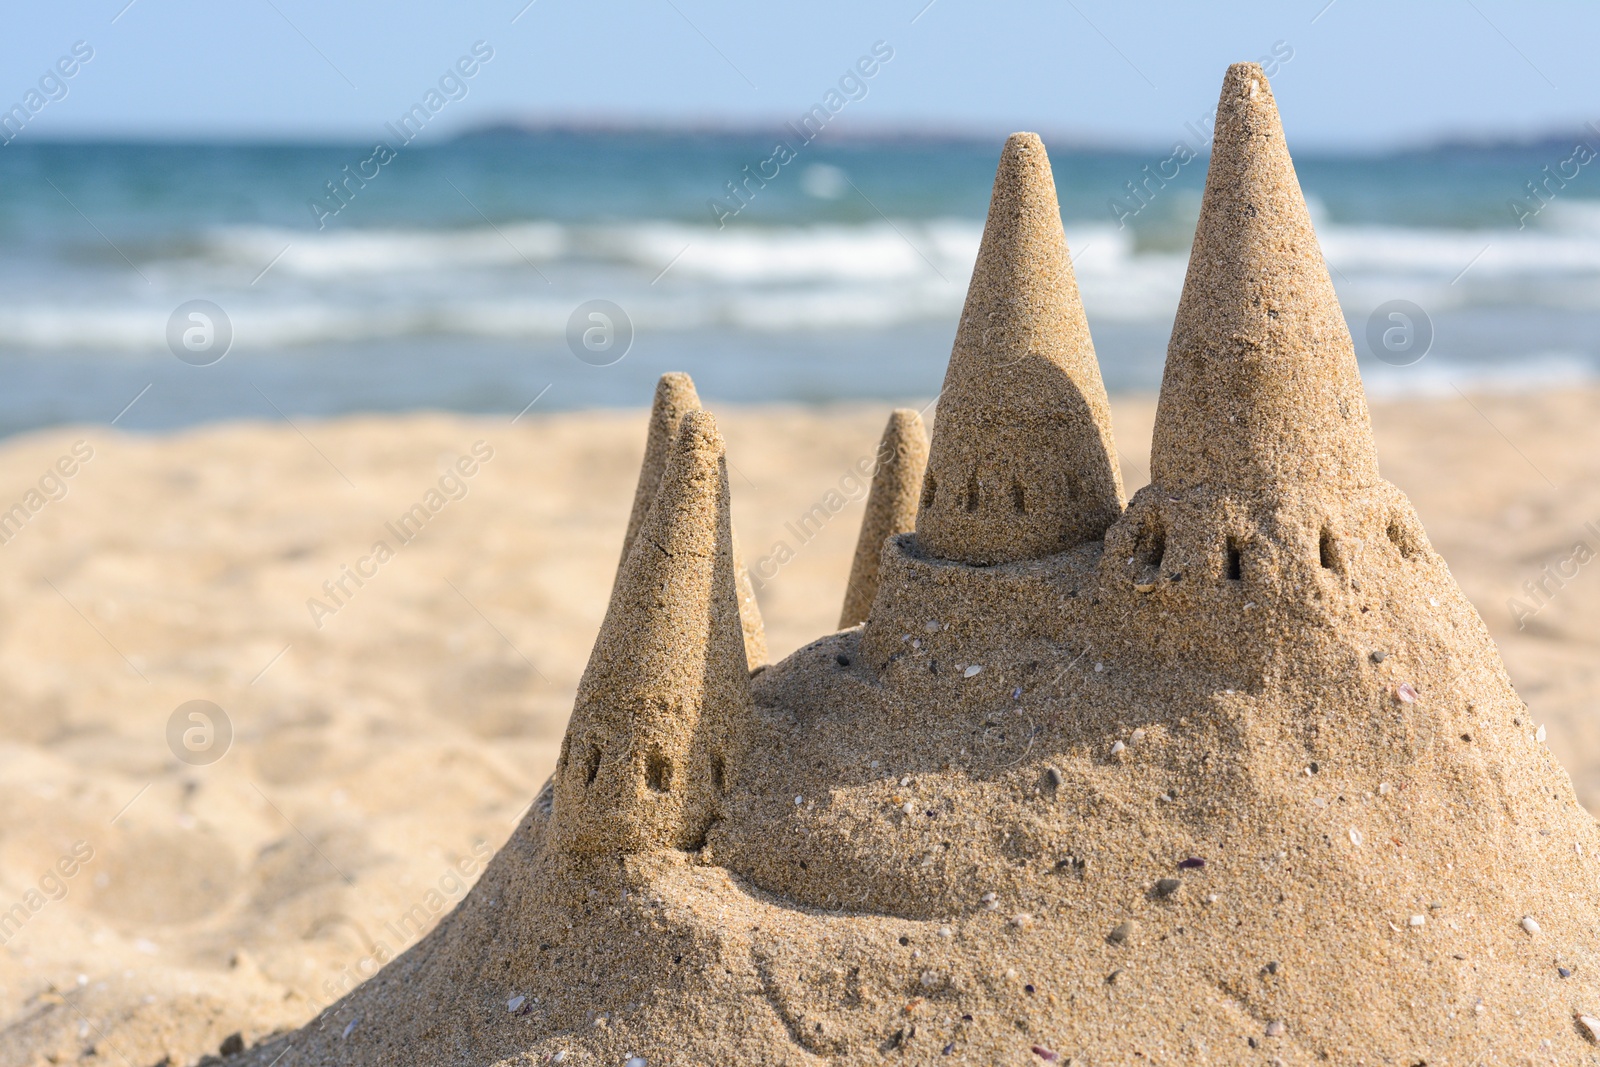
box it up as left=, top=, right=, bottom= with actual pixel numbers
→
left=2, top=388, right=1599, bottom=1063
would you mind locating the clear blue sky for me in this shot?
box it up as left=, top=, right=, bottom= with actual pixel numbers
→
left=2, top=0, right=1595, bottom=148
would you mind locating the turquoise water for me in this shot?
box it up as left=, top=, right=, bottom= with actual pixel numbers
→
left=0, top=130, right=1596, bottom=434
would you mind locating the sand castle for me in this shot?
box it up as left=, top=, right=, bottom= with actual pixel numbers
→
left=242, top=64, right=1600, bottom=1065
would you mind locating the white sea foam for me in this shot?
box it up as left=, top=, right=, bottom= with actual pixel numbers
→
left=1362, top=353, right=1596, bottom=399
left=8, top=209, right=1600, bottom=361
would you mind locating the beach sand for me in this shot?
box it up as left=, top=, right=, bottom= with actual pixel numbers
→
left=1, top=387, right=1598, bottom=1063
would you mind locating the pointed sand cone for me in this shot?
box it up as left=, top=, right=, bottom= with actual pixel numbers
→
left=619, top=372, right=702, bottom=567
left=915, top=133, right=1123, bottom=565
left=553, top=410, right=751, bottom=857
left=839, top=408, right=929, bottom=628
left=1149, top=63, right=1379, bottom=494
left=618, top=372, right=767, bottom=669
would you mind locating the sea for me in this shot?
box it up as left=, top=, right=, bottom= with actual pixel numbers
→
left=0, top=128, right=1595, bottom=435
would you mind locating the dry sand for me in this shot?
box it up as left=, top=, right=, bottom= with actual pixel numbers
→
left=0, top=388, right=1597, bottom=1064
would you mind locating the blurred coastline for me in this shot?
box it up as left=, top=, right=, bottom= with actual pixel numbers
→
left=0, top=127, right=1597, bottom=434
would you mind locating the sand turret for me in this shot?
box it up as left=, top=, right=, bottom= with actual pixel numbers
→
left=915, top=132, right=1123, bottom=566
left=551, top=410, right=752, bottom=857
left=618, top=372, right=767, bottom=668
left=1149, top=63, right=1379, bottom=494
left=838, top=408, right=928, bottom=628
left=618, top=371, right=701, bottom=565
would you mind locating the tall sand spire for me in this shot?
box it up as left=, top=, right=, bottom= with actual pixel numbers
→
left=619, top=372, right=701, bottom=567
left=915, top=132, right=1123, bottom=566
left=839, top=408, right=929, bottom=628
left=617, top=372, right=767, bottom=668
left=552, top=409, right=751, bottom=857
left=1149, top=63, right=1379, bottom=494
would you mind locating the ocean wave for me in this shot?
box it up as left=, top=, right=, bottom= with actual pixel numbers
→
left=1361, top=353, right=1597, bottom=399
left=12, top=210, right=1600, bottom=352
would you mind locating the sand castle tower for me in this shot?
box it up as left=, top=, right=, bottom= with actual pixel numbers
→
left=915, top=132, right=1124, bottom=565
left=1102, top=63, right=1406, bottom=684
left=839, top=408, right=928, bottom=628
left=619, top=372, right=767, bottom=669
left=1150, top=65, right=1378, bottom=495
left=550, top=409, right=752, bottom=856
left=240, top=65, right=1600, bottom=1067
left=617, top=371, right=702, bottom=566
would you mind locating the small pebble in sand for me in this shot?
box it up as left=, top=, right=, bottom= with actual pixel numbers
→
left=507, top=995, right=526, bottom=1012
left=1521, top=916, right=1540, bottom=937
left=1031, top=1047, right=1061, bottom=1063
left=1560, top=967, right=1573, bottom=978
left=964, top=665, right=983, bottom=678
left=902, top=802, right=916, bottom=815
left=924, top=620, right=940, bottom=632
left=1349, top=827, right=1363, bottom=846
left=1178, top=857, right=1206, bottom=870
left=625, top=1058, right=647, bottom=1067
left=937, top=926, right=952, bottom=938
left=551, top=1053, right=567, bottom=1065
left=1107, top=921, right=1138, bottom=945
left=1012, top=686, right=1023, bottom=700
left=1580, top=1015, right=1600, bottom=1043
left=1155, top=877, right=1182, bottom=898
left=1094, top=662, right=1104, bottom=673
left=981, top=892, right=999, bottom=910
left=1205, top=893, right=1219, bottom=904
left=1011, top=913, right=1035, bottom=929
left=1265, top=1020, right=1285, bottom=1037
left=1110, top=740, right=1126, bottom=757
left=900, top=776, right=912, bottom=786
left=1536, top=724, right=1547, bottom=742
left=1371, top=650, right=1388, bottom=663
left=1378, top=782, right=1392, bottom=795
left=1130, top=728, right=1146, bottom=744
left=1408, top=914, right=1426, bottom=928
left=1394, top=683, right=1418, bottom=704
left=342, top=1018, right=360, bottom=1039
